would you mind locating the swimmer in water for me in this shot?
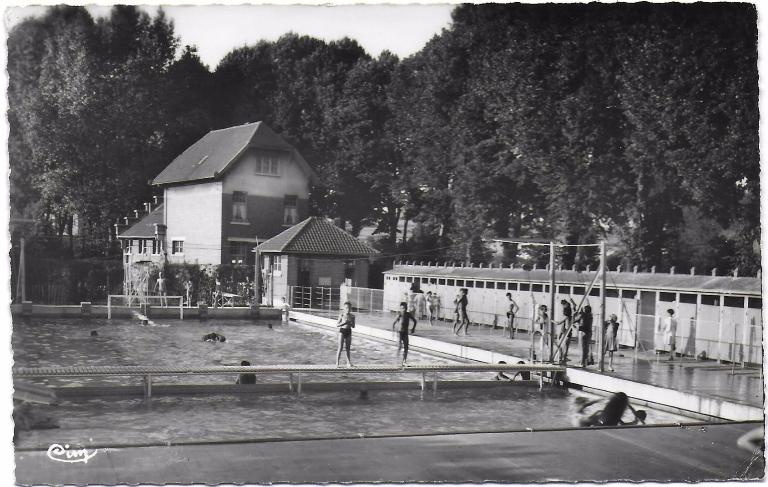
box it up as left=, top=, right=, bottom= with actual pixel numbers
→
left=236, top=360, right=256, bottom=384
left=574, top=392, right=646, bottom=427
left=203, top=332, right=226, bottom=342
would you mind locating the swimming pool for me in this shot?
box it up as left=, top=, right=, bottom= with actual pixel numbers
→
left=13, top=317, right=490, bottom=386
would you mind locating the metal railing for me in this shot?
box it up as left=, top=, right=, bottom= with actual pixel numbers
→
left=288, top=286, right=341, bottom=312
left=13, top=362, right=564, bottom=398
left=107, top=294, right=184, bottom=320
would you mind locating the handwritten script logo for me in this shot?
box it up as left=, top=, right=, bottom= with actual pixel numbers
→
left=46, top=444, right=98, bottom=464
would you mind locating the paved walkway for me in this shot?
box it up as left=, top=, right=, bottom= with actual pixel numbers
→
left=306, top=309, right=763, bottom=407
left=15, top=422, right=763, bottom=484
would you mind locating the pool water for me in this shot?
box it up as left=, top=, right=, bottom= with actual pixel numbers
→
left=12, top=316, right=698, bottom=449
left=14, top=386, right=692, bottom=449
left=13, top=318, right=486, bottom=386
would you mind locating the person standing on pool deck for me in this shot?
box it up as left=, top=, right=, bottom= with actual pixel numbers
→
left=556, top=299, right=573, bottom=363
left=393, top=302, right=417, bottom=365
left=336, top=301, right=355, bottom=367
left=661, top=308, right=678, bottom=361
left=154, top=272, right=168, bottom=307
left=603, top=314, right=620, bottom=371
left=575, top=304, right=593, bottom=368
left=426, top=291, right=438, bottom=326
left=454, top=288, right=470, bottom=336
left=505, top=293, right=519, bottom=339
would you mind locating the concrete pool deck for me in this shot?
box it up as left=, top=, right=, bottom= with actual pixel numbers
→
left=15, top=421, right=763, bottom=484
left=293, top=309, right=763, bottom=420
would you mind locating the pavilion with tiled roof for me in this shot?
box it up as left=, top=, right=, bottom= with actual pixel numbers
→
left=255, top=217, right=379, bottom=305
left=257, top=217, right=379, bottom=257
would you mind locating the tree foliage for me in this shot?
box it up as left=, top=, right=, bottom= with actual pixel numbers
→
left=7, top=4, right=759, bottom=273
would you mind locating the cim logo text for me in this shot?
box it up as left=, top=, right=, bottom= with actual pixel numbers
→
left=47, top=444, right=98, bottom=464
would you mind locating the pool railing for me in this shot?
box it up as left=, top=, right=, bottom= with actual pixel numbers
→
left=107, top=294, right=184, bottom=319
left=13, top=363, right=566, bottom=398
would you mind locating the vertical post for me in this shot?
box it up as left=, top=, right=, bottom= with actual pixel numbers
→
left=717, top=298, right=724, bottom=364
left=742, top=299, right=749, bottom=367
left=599, top=241, right=606, bottom=373
left=288, top=373, right=294, bottom=392
left=144, top=375, right=153, bottom=398
left=433, top=371, right=438, bottom=395
left=180, top=297, right=183, bottom=320
left=108, top=296, right=112, bottom=320
left=16, top=237, right=26, bottom=303
left=549, top=241, right=555, bottom=363
left=254, top=246, right=261, bottom=307
left=297, top=372, right=302, bottom=397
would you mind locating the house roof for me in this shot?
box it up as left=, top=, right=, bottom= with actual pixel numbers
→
left=257, top=217, right=380, bottom=257
left=384, top=265, right=761, bottom=296
left=118, top=204, right=164, bottom=239
left=152, top=121, right=317, bottom=186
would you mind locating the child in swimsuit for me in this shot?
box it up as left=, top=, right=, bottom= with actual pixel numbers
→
left=393, top=302, right=417, bottom=365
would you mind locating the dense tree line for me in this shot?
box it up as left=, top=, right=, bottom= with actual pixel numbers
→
left=8, top=4, right=759, bottom=274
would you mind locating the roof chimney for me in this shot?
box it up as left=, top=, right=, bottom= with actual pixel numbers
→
left=616, top=265, right=622, bottom=273
left=690, top=267, right=695, bottom=275
left=633, top=265, right=638, bottom=273
left=733, top=268, right=739, bottom=278
left=670, top=266, right=675, bottom=275
left=711, top=268, right=717, bottom=276
left=651, top=266, right=656, bottom=274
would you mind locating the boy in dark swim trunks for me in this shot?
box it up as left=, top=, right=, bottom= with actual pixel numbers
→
left=336, top=302, right=355, bottom=367
left=393, top=302, right=417, bottom=365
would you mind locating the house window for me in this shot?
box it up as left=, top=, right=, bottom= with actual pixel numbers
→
left=138, top=240, right=147, bottom=254
left=172, top=240, right=184, bottom=255
left=231, top=242, right=250, bottom=264
left=152, top=240, right=159, bottom=255
left=232, top=192, right=247, bottom=222
left=284, top=195, right=298, bottom=225
left=255, top=154, right=280, bottom=175
left=273, top=256, right=282, bottom=272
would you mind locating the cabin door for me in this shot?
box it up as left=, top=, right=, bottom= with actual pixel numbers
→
left=638, top=291, right=657, bottom=352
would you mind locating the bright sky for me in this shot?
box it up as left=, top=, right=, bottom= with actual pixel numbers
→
left=5, top=4, right=455, bottom=68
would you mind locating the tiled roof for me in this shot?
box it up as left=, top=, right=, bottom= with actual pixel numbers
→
left=118, top=205, right=164, bottom=239
left=257, top=217, right=380, bottom=257
left=385, top=265, right=761, bottom=296
left=152, top=122, right=315, bottom=186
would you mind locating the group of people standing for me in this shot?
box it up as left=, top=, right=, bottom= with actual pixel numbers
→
left=532, top=299, right=623, bottom=370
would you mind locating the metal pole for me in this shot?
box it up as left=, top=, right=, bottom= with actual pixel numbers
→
left=599, top=240, right=606, bottom=373
left=549, top=241, right=555, bottom=363
left=253, top=245, right=261, bottom=307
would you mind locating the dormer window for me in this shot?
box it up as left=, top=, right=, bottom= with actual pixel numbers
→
left=255, top=153, right=280, bottom=175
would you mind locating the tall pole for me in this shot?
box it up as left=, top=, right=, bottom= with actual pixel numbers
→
left=549, top=241, right=556, bottom=363
left=253, top=240, right=261, bottom=307
left=599, top=240, right=607, bottom=373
